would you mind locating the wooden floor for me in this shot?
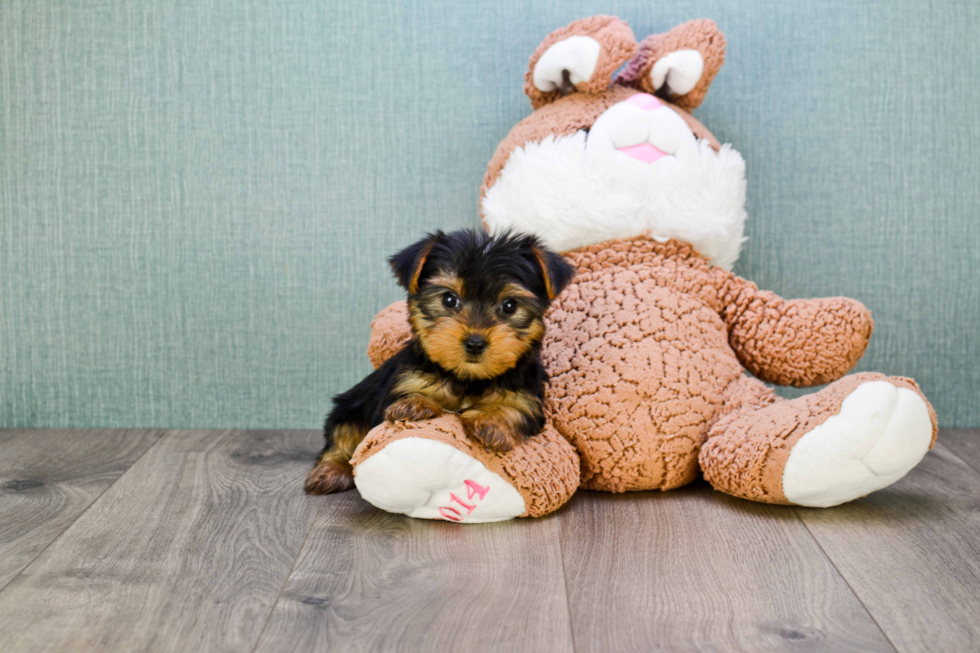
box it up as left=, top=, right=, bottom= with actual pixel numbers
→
left=0, top=429, right=978, bottom=652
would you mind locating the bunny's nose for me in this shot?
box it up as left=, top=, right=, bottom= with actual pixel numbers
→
left=464, top=335, right=488, bottom=355
left=626, top=93, right=663, bottom=110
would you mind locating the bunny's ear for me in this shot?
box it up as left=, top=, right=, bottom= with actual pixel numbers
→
left=615, top=19, right=726, bottom=111
left=524, top=16, right=637, bottom=110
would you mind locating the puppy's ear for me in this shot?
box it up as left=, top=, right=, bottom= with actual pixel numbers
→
left=531, top=246, right=575, bottom=301
left=389, top=233, right=439, bottom=293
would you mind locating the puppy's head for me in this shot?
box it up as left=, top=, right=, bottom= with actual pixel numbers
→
left=389, top=229, right=575, bottom=380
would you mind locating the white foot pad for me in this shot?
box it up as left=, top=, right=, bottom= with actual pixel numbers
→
left=782, top=381, right=933, bottom=508
left=353, top=437, right=525, bottom=523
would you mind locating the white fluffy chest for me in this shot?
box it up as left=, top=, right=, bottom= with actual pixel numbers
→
left=482, top=114, right=748, bottom=270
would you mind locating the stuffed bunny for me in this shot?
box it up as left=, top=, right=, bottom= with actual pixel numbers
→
left=347, top=17, right=937, bottom=523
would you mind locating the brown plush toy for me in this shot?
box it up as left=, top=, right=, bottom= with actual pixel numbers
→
left=348, top=16, right=938, bottom=523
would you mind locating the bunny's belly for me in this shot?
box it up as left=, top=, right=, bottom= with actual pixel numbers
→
left=542, top=268, right=742, bottom=492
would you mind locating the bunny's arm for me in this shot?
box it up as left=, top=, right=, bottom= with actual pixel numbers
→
left=366, top=300, right=412, bottom=369
left=717, top=273, right=874, bottom=387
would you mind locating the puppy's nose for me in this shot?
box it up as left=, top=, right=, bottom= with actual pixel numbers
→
left=463, top=335, right=487, bottom=355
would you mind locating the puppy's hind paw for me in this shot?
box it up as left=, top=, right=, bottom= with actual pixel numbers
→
left=305, top=460, right=354, bottom=494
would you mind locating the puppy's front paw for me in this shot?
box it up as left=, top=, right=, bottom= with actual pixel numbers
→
left=462, top=414, right=520, bottom=453
left=385, top=396, right=444, bottom=423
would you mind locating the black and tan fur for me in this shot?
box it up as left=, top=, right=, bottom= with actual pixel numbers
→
left=305, top=229, right=575, bottom=494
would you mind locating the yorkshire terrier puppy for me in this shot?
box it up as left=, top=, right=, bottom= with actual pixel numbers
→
left=305, top=229, right=575, bottom=494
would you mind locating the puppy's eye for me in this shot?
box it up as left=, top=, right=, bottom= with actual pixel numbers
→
left=499, top=298, right=517, bottom=315
left=442, top=292, right=460, bottom=309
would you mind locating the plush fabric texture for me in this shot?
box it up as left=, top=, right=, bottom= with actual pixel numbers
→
left=481, top=133, right=746, bottom=268
left=481, top=19, right=736, bottom=265
left=351, top=15, right=939, bottom=520
left=719, top=283, right=874, bottom=387
left=353, top=436, right=528, bottom=522
left=780, top=380, right=934, bottom=506
left=358, top=238, right=937, bottom=512
left=532, top=36, right=602, bottom=96
left=615, top=19, right=727, bottom=111
left=351, top=414, right=580, bottom=518
left=524, top=16, right=637, bottom=110
left=366, top=301, right=412, bottom=369
left=544, top=237, right=744, bottom=492
left=481, top=86, right=720, bottom=203
left=542, top=236, right=885, bottom=492
left=700, top=372, right=938, bottom=504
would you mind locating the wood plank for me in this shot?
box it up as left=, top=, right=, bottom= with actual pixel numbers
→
left=560, top=484, right=895, bottom=653
left=254, top=491, right=574, bottom=653
left=0, top=429, right=325, bottom=653
left=796, top=442, right=980, bottom=653
left=940, top=428, right=980, bottom=474
left=0, top=429, right=162, bottom=591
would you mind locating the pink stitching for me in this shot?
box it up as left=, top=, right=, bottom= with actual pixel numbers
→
left=449, top=493, right=476, bottom=514
left=465, top=479, right=490, bottom=500
left=436, top=479, right=491, bottom=522
left=439, top=506, right=463, bottom=522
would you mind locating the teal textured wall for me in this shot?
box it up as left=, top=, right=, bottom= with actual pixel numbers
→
left=1, top=0, right=978, bottom=428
